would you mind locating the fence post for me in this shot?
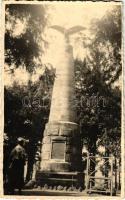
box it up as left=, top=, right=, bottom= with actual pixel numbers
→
left=110, top=157, right=113, bottom=196
left=86, top=154, right=89, bottom=192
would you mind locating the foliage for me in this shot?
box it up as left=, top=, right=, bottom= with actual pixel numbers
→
left=4, top=5, right=121, bottom=181
left=75, top=59, right=121, bottom=155
left=92, top=6, right=121, bottom=48
left=75, top=6, right=121, bottom=156
left=90, top=6, right=121, bottom=85
left=5, top=4, right=49, bottom=73
left=4, top=66, right=55, bottom=180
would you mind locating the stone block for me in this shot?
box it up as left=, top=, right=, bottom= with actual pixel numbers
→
left=59, top=129, right=72, bottom=136
left=49, top=186, right=53, bottom=190
left=51, top=136, right=66, bottom=141
left=47, top=122, right=59, bottom=129
left=66, top=145, right=72, bottom=153
left=66, top=139, right=72, bottom=145
left=53, top=186, right=57, bottom=190
left=57, top=185, right=63, bottom=190
left=65, top=154, right=71, bottom=162
left=43, top=184, right=49, bottom=190
left=42, top=144, right=51, bottom=153
left=63, top=186, right=67, bottom=191
left=41, top=161, right=71, bottom=172
left=41, top=152, right=50, bottom=160
left=42, top=136, right=51, bottom=144
left=46, top=128, right=59, bottom=136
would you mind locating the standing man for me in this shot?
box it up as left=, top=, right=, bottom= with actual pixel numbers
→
left=8, top=137, right=26, bottom=195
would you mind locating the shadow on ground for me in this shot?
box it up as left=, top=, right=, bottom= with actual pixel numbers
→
left=5, top=189, right=120, bottom=196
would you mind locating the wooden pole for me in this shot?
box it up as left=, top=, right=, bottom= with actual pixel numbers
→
left=86, top=154, right=89, bottom=191
left=110, top=157, right=113, bottom=196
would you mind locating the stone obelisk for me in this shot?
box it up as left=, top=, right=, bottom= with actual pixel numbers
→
left=37, top=26, right=85, bottom=187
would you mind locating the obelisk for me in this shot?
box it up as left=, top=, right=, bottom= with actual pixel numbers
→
left=37, top=26, right=85, bottom=187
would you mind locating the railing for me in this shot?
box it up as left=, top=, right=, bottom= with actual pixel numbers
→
left=86, top=155, right=114, bottom=196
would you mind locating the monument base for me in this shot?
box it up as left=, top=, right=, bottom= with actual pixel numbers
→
left=36, top=121, right=83, bottom=188
left=36, top=171, right=85, bottom=189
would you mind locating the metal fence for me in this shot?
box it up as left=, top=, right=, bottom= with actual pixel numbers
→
left=85, top=155, right=121, bottom=196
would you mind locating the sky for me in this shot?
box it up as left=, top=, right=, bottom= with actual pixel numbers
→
left=48, top=2, right=115, bottom=28
left=42, top=2, right=118, bottom=62
left=4, top=2, right=121, bottom=87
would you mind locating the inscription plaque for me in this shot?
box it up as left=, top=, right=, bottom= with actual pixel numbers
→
left=51, top=141, right=65, bottom=159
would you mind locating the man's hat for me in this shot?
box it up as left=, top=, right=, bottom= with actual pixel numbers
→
left=17, top=137, right=24, bottom=142
left=17, top=137, right=25, bottom=145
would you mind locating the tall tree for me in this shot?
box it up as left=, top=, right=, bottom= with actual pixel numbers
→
left=4, top=65, right=55, bottom=181
left=75, top=5, right=121, bottom=157
left=90, top=5, right=121, bottom=85
left=5, top=4, right=49, bottom=73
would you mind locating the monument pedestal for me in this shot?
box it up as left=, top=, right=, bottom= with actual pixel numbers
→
left=36, top=171, right=84, bottom=189
left=36, top=121, right=84, bottom=188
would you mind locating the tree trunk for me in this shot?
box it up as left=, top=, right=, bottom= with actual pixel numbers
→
left=114, top=156, right=117, bottom=190
left=88, top=134, right=97, bottom=187
left=118, top=158, right=121, bottom=190
left=104, top=149, right=109, bottom=188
